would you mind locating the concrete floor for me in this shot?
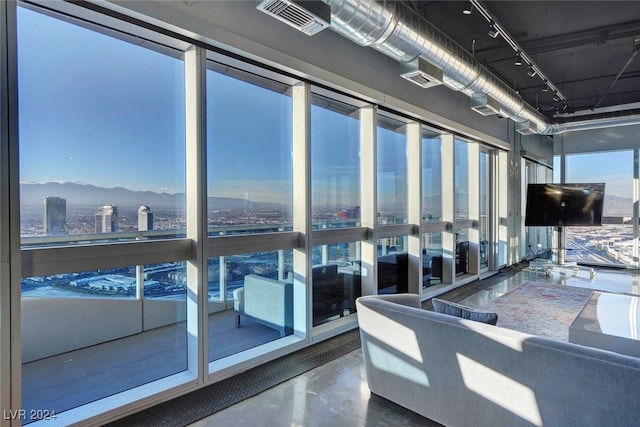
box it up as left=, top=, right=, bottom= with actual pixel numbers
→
left=188, top=348, right=440, bottom=427
left=188, top=265, right=640, bottom=427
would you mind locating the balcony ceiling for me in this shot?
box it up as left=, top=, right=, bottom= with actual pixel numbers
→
left=403, top=1, right=640, bottom=118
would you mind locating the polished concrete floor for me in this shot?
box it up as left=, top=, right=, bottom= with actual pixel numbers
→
left=188, top=348, right=441, bottom=427
left=188, top=265, right=640, bottom=427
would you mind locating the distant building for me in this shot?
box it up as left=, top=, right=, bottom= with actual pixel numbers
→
left=43, top=196, right=67, bottom=234
left=95, top=205, right=118, bottom=233
left=138, top=205, right=153, bottom=231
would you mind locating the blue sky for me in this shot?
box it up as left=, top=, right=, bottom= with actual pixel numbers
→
left=561, top=151, right=633, bottom=198
left=18, top=7, right=186, bottom=194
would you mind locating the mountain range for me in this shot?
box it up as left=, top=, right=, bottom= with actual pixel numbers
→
left=19, top=182, right=284, bottom=211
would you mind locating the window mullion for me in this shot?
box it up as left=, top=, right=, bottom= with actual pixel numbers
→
left=185, top=45, right=208, bottom=382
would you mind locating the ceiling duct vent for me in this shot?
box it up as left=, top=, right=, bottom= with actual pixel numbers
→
left=399, top=56, right=443, bottom=88
left=516, top=120, right=539, bottom=135
left=471, top=94, right=501, bottom=116
left=257, top=0, right=331, bottom=36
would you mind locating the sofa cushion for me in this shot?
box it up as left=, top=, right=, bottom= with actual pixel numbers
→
left=432, top=298, right=498, bottom=325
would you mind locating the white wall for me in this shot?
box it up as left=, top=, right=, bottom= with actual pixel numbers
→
left=22, top=297, right=233, bottom=363
left=22, top=297, right=142, bottom=363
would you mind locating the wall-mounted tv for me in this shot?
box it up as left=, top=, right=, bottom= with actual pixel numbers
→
left=525, top=183, right=605, bottom=227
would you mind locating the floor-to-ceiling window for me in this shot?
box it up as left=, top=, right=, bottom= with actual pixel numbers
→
left=206, top=55, right=297, bottom=360
left=564, top=150, right=633, bottom=266
left=479, top=150, right=489, bottom=270
left=310, top=91, right=362, bottom=325
left=454, top=138, right=471, bottom=276
left=422, top=130, right=444, bottom=288
left=376, top=114, right=409, bottom=294
left=17, top=4, right=190, bottom=421
left=377, top=115, right=407, bottom=226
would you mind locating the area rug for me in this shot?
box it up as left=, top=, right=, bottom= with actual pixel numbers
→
left=480, top=281, right=593, bottom=341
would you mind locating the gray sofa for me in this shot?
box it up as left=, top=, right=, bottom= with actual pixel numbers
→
left=233, top=274, right=293, bottom=337
left=356, top=294, right=640, bottom=427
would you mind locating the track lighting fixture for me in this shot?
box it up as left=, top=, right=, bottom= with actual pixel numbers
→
left=542, top=81, right=549, bottom=92
left=514, top=52, right=522, bottom=66
left=463, top=1, right=473, bottom=15
left=488, top=23, right=499, bottom=38
left=527, top=66, right=536, bottom=78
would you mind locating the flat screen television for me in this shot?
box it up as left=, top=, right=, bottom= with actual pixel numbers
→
left=525, top=183, right=605, bottom=227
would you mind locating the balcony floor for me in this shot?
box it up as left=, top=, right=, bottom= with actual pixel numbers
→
left=22, top=308, right=280, bottom=421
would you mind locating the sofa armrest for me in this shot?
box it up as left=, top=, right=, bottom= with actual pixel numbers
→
left=233, top=287, right=244, bottom=313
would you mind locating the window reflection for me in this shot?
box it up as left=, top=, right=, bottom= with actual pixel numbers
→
left=377, top=236, right=408, bottom=294
left=311, top=242, right=362, bottom=325
left=423, top=232, right=443, bottom=289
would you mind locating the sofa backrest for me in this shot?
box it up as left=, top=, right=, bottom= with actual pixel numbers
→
left=356, top=294, right=640, bottom=427
left=243, top=274, right=292, bottom=326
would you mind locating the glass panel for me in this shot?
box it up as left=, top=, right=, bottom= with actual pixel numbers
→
left=422, top=232, right=443, bottom=289
left=311, top=94, right=360, bottom=229
left=455, top=139, right=469, bottom=220
left=377, top=235, right=408, bottom=294
left=565, top=151, right=633, bottom=266
left=311, top=242, right=361, bottom=325
left=377, top=116, right=407, bottom=225
left=553, top=155, right=561, bottom=183
left=422, top=131, right=442, bottom=221
left=206, top=63, right=293, bottom=235
left=209, top=250, right=294, bottom=362
left=479, top=151, right=488, bottom=269
left=456, top=229, right=470, bottom=275
left=22, top=263, right=187, bottom=422
left=18, top=7, right=186, bottom=247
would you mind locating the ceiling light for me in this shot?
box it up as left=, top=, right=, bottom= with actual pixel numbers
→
left=514, top=52, right=522, bottom=66
left=527, top=66, right=536, bottom=78
left=542, top=81, right=549, bottom=92
left=488, top=23, right=499, bottom=38
left=463, top=1, right=473, bottom=15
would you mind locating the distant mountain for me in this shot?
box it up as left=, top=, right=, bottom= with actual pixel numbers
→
left=20, top=182, right=181, bottom=208
left=19, top=182, right=284, bottom=211
left=604, top=194, right=633, bottom=217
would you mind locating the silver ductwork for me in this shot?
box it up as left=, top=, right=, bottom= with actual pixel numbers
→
left=322, top=0, right=640, bottom=135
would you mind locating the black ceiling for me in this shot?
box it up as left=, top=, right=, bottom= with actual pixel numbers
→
left=402, top=1, right=640, bottom=119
